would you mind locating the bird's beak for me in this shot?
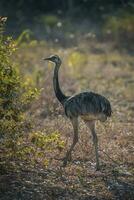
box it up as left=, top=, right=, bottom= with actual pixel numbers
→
left=43, top=57, right=51, bottom=61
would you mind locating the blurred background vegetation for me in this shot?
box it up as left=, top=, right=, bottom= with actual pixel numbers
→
left=0, top=0, right=134, bottom=50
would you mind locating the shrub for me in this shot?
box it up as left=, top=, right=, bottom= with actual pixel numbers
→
left=0, top=18, right=65, bottom=173
left=0, top=18, right=39, bottom=173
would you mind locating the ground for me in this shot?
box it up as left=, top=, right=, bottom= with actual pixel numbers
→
left=0, top=39, right=134, bottom=199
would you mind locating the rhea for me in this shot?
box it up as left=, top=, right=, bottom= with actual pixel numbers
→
left=44, top=55, right=112, bottom=170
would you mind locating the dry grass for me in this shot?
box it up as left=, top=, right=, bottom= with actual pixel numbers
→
left=2, top=40, right=133, bottom=200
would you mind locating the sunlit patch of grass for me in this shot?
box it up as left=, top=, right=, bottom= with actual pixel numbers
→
left=68, top=51, right=88, bottom=72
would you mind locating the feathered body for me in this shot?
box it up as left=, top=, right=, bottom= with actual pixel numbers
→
left=64, top=91, right=111, bottom=120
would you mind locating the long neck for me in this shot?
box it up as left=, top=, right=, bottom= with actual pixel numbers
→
left=53, top=62, right=66, bottom=104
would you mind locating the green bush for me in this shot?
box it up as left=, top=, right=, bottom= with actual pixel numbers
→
left=0, top=18, right=40, bottom=173
left=0, top=18, right=65, bottom=173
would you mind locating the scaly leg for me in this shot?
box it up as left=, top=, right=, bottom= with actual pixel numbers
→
left=84, top=120, right=100, bottom=170
left=63, top=117, right=78, bottom=167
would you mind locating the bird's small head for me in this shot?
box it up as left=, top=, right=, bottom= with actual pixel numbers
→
left=44, top=55, right=61, bottom=65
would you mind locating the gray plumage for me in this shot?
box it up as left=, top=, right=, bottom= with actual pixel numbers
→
left=44, top=55, right=112, bottom=170
left=64, top=91, right=111, bottom=119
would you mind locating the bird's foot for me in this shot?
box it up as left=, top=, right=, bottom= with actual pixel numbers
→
left=62, top=159, right=67, bottom=167
left=61, top=154, right=72, bottom=167
left=61, top=157, right=68, bottom=167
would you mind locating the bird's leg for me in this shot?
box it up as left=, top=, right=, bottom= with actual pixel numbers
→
left=84, top=120, right=100, bottom=170
left=62, top=117, right=78, bottom=167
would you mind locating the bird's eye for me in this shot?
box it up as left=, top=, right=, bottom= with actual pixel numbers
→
left=54, top=57, right=58, bottom=61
